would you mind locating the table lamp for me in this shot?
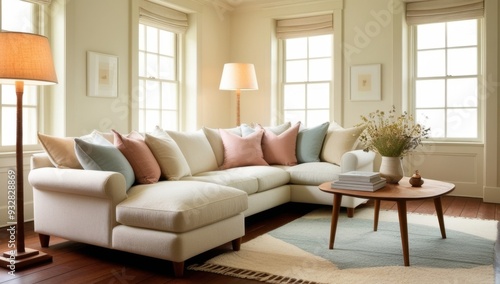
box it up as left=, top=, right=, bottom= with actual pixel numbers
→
left=219, top=63, right=258, bottom=126
left=0, top=31, right=58, bottom=269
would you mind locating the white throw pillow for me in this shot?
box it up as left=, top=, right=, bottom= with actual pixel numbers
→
left=166, top=129, right=219, bottom=175
left=145, top=126, right=192, bottom=180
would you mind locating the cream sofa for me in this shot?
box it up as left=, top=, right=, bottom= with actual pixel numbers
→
left=29, top=122, right=374, bottom=276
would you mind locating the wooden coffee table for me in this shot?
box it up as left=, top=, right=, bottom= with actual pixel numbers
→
left=319, top=177, right=455, bottom=266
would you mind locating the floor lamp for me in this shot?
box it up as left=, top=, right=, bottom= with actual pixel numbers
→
left=0, top=32, right=57, bottom=269
left=219, top=63, right=258, bottom=126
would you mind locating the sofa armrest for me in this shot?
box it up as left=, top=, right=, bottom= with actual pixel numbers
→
left=29, top=167, right=128, bottom=203
left=340, top=150, right=376, bottom=173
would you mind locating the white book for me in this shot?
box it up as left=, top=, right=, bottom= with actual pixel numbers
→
left=339, top=171, right=381, bottom=183
left=331, top=178, right=386, bottom=192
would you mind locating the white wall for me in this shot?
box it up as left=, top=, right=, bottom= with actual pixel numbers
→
left=229, top=0, right=500, bottom=200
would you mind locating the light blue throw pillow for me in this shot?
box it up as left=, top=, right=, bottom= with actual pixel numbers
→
left=74, top=134, right=135, bottom=190
left=296, top=122, right=329, bottom=163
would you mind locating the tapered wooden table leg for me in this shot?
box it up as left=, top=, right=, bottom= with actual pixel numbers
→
left=434, top=197, right=447, bottom=238
left=396, top=200, right=410, bottom=266
left=373, top=199, right=380, bottom=231
left=329, top=193, right=343, bottom=249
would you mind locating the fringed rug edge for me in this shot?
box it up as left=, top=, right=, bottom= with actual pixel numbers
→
left=187, top=263, right=326, bottom=284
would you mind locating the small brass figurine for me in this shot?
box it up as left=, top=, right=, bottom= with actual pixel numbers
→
left=409, top=170, right=424, bottom=187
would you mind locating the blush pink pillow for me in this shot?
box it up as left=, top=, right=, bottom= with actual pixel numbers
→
left=219, top=129, right=268, bottom=170
left=258, top=122, right=300, bottom=166
left=112, top=130, right=161, bottom=184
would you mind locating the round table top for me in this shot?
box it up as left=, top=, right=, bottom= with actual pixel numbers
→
left=319, top=177, right=455, bottom=201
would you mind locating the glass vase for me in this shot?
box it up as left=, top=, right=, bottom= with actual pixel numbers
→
left=379, top=156, right=404, bottom=184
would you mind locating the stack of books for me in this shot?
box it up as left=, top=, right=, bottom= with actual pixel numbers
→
left=331, top=171, right=386, bottom=192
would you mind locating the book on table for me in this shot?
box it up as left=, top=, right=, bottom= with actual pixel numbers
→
left=332, top=171, right=386, bottom=191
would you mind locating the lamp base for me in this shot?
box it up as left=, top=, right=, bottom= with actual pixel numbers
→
left=0, top=248, right=52, bottom=270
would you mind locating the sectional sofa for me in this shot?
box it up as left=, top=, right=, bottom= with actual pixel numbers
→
left=29, top=122, right=375, bottom=276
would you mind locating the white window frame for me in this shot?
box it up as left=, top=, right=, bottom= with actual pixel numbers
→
left=137, top=23, right=181, bottom=132
left=409, top=19, right=484, bottom=143
left=279, top=34, right=334, bottom=128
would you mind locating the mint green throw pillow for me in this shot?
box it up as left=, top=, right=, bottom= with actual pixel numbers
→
left=74, top=135, right=135, bottom=190
left=296, top=122, right=329, bottom=163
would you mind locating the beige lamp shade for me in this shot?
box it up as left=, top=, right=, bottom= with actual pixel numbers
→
left=0, top=32, right=58, bottom=85
left=219, top=63, right=258, bottom=90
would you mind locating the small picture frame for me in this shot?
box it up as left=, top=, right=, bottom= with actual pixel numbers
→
left=87, top=51, right=118, bottom=98
left=350, top=64, right=381, bottom=101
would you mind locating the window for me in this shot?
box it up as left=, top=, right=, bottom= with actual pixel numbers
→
left=412, top=19, right=481, bottom=140
left=0, top=0, right=40, bottom=148
left=136, top=2, right=187, bottom=132
left=282, top=35, right=333, bottom=127
left=137, top=23, right=179, bottom=132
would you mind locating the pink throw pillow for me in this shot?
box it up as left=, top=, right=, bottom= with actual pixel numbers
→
left=259, top=122, right=300, bottom=166
left=220, top=129, right=268, bottom=170
left=112, top=130, right=161, bottom=184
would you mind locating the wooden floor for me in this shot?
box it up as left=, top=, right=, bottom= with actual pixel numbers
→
left=0, top=196, right=498, bottom=283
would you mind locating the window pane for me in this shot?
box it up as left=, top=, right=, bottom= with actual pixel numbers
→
left=161, top=110, right=177, bottom=130
left=447, top=20, right=477, bottom=47
left=283, top=84, right=305, bottom=109
left=447, top=47, right=477, bottom=76
left=145, top=80, right=160, bottom=109
left=23, top=85, right=37, bottom=105
left=447, top=109, right=477, bottom=138
left=162, top=82, right=177, bottom=110
left=309, top=58, right=331, bottom=81
left=1, top=85, right=16, bottom=104
left=146, top=53, right=158, bottom=78
left=417, top=23, right=445, bottom=50
left=138, top=51, right=145, bottom=77
left=159, top=30, right=175, bottom=56
left=23, top=108, right=37, bottom=144
left=306, top=110, right=329, bottom=127
left=284, top=110, right=305, bottom=126
left=309, top=35, right=331, bottom=58
left=145, top=110, right=160, bottom=129
left=2, top=107, right=15, bottom=145
left=138, top=79, right=145, bottom=108
left=286, top=60, right=307, bottom=82
left=415, top=79, right=445, bottom=108
left=447, top=78, right=477, bottom=108
left=146, top=26, right=158, bottom=53
left=286, top=38, right=307, bottom=59
left=417, top=50, right=445, bottom=77
left=416, top=109, right=445, bottom=138
left=139, top=24, right=145, bottom=50
left=306, top=83, right=329, bottom=108
left=159, top=56, right=174, bottom=80
left=1, top=0, right=35, bottom=32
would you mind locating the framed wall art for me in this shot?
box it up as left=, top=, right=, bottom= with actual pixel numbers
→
left=350, top=64, right=381, bottom=101
left=87, top=51, right=118, bottom=98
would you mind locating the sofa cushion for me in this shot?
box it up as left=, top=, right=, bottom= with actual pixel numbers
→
left=184, top=165, right=290, bottom=194
left=258, top=122, right=300, bottom=166
left=227, top=166, right=290, bottom=192
left=113, top=130, right=161, bottom=184
left=145, top=127, right=191, bottom=181
left=219, top=129, right=268, bottom=169
left=116, top=181, right=248, bottom=233
left=167, top=129, right=218, bottom=175
left=296, top=122, right=329, bottom=163
left=203, top=126, right=241, bottom=167
left=74, top=134, right=135, bottom=189
left=285, top=162, right=341, bottom=185
left=182, top=171, right=259, bottom=195
left=38, top=133, right=83, bottom=169
left=320, top=122, right=365, bottom=165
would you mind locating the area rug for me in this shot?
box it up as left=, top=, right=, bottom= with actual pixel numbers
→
left=189, top=207, right=497, bottom=284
